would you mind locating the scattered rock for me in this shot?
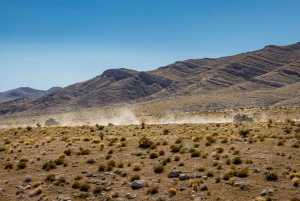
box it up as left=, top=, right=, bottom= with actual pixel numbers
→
left=168, top=170, right=181, bottom=178
left=126, top=193, right=137, bottom=199
left=104, top=187, right=111, bottom=191
left=81, top=170, right=88, bottom=174
left=179, top=174, right=190, bottom=180
left=131, top=180, right=144, bottom=189
left=254, top=168, right=260, bottom=173
left=261, top=189, right=274, bottom=196
left=200, top=184, right=208, bottom=191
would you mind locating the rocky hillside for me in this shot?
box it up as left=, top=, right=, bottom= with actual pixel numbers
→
left=0, top=42, right=300, bottom=116
left=0, top=87, right=61, bottom=103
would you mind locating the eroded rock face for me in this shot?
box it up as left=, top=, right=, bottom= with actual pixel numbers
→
left=45, top=118, right=60, bottom=126
left=233, top=113, right=254, bottom=122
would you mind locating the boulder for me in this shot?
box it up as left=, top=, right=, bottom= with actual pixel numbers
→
left=131, top=180, right=144, bottom=189
left=45, top=118, right=60, bottom=126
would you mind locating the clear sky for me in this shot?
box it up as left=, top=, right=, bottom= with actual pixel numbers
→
left=0, top=0, right=300, bottom=92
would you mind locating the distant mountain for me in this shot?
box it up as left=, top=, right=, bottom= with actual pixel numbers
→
left=0, top=87, right=61, bottom=103
left=0, top=42, right=300, bottom=116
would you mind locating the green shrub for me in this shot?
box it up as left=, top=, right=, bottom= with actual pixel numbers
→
left=153, top=165, right=164, bottom=174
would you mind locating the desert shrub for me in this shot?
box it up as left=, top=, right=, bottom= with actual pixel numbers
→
left=93, top=186, right=103, bottom=194
left=206, top=136, right=215, bottom=143
left=191, top=150, right=200, bottom=157
left=80, top=183, right=91, bottom=192
left=277, top=140, right=284, bottom=146
left=179, top=162, right=184, bottom=166
left=79, top=147, right=90, bottom=155
left=193, top=137, right=200, bottom=142
left=78, top=193, right=90, bottom=198
left=290, top=197, right=300, bottom=201
left=108, top=149, right=113, bottom=154
left=45, top=174, right=56, bottom=183
left=86, top=158, right=96, bottom=164
left=235, top=168, right=249, bottom=178
left=106, top=165, right=113, bottom=171
left=5, top=162, right=14, bottom=169
left=55, top=176, right=66, bottom=186
left=153, top=165, right=164, bottom=174
left=64, top=149, right=72, bottom=156
left=148, top=186, right=159, bottom=194
left=194, top=143, right=200, bottom=148
left=54, top=157, right=64, bottom=165
left=42, top=160, right=57, bottom=171
left=169, top=187, right=177, bottom=196
left=207, top=171, right=214, bottom=177
left=175, top=138, right=182, bottom=144
left=223, top=169, right=235, bottom=180
left=138, top=136, right=153, bottom=148
left=232, top=157, right=242, bottom=165
left=130, top=175, right=140, bottom=181
left=133, top=164, right=141, bottom=171
left=162, top=140, right=168, bottom=145
left=107, top=160, right=116, bottom=167
left=118, top=162, right=124, bottom=168
left=98, top=164, right=106, bottom=172
left=163, top=129, right=169, bottom=135
left=174, top=156, right=180, bottom=161
left=239, top=129, right=250, bottom=138
left=170, top=145, right=181, bottom=153
left=197, top=166, right=206, bottom=172
left=17, top=161, right=26, bottom=169
left=72, top=181, right=81, bottom=189
left=159, top=150, right=165, bottom=156
left=74, top=175, right=83, bottom=180
left=266, top=172, right=278, bottom=181
left=216, top=146, right=224, bottom=153
left=150, top=152, right=158, bottom=159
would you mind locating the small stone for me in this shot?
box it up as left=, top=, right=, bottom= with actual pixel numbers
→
left=261, top=189, right=274, bottom=196
left=168, top=170, right=181, bottom=178
left=82, top=170, right=88, bottom=174
left=104, top=187, right=111, bottom=191
left=254, top=168, right=260, bottom=173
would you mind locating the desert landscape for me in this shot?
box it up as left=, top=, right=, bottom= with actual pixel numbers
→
left=1, top=1, right=300, bottom=200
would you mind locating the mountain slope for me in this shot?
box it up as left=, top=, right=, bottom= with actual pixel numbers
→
left=0, top=87, right=61, bottom=103
left=0, top=42, right=300, bottom=116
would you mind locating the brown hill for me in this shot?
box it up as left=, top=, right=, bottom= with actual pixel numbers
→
left=0, top=87, right=61, bottom=103
left=0, top=42, right=300, bottom=116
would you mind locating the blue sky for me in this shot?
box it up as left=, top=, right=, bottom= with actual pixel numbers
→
left=0, top=0, right=300, bottom=92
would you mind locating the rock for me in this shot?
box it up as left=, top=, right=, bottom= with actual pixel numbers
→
left=180, top=187, right=185, bottom=191
left=131, top=180, right=144, bottom=189
left=81, top=170, right=88, bottom=174
left=104, top=187, right=111, bottom=191
left=261, top=189, right=274, bottom=196
left=59, top=196, right=72, bottom=201
left=200, top=184, right=208, bottom=191
left=87, top=173, right=93, bottom=177
left=45, top=118, right=60, bottom=126
left=254, top=168, right=260, bottom=173
left=202, top=176, right=208, bottom=180
left=179, top=174, right=190, bottom=180
left=126, top=193, right=137, bottom=199
left=114, top=170, right=123, bottom=175
left=168, top=170, right=181, bottom=178
left=115, top=198, right=125, bottom=201
left=16, top=190, right=24, bottom=195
